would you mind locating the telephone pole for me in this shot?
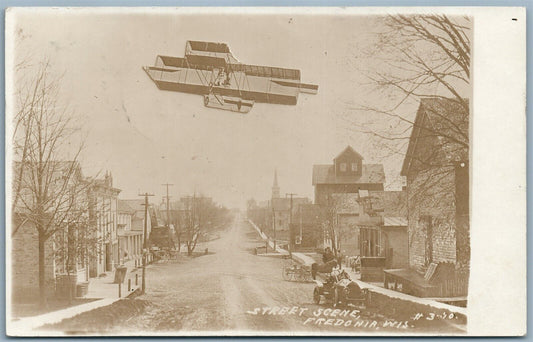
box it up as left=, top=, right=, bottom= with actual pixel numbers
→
left=139, top=192, right=154, bottom=294
left=286, top=193, right=297, bottom=253
left=161, top=183, right=174, bottom=228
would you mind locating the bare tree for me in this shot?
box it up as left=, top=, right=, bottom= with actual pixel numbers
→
left=179, top=195, right=230, bottom=256
left=347, top=15, right=470, bottom=183
left=347, top=15, right=471, bottom=270
left=11, top=62, right=93, bottom=307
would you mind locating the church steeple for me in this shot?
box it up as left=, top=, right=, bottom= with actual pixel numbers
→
left=272, top=169, right=280, bottom=199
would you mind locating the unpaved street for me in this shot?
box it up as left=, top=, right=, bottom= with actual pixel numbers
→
left=45, top=215, right=464, bottom=335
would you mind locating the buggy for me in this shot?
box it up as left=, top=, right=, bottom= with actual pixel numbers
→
left=282, top=257, right=313, bottom=282
left=313, top=269, right=368, bottom=307
left=149, top=226, right=177, bottom=261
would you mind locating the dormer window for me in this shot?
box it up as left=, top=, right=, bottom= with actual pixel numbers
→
left=340, top=163, right=347, bottom=172
left=351, top=162, right=358, bottom=172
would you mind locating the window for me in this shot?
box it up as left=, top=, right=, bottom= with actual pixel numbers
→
left=340, top=163, right=347, bottom=172
left=351, top=162, right=358, bottom=172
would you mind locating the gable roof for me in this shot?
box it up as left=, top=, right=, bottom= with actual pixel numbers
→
left=401, top=98, right=469, bottom=176
left=121, top=199, right=147, bottom=213
left=118, top=200, right=136, bottom=214
left=312, top=164, right=385, bottom=185
left=334, top=145, right=363, bottom=162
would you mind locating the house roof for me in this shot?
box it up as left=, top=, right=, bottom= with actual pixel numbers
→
left=334, top=145, right=363, bottom=161
left=401, top=98, right=469, bottom=176
left=312, top=164, right=385, bottom=185
left=118, top=200, right=136, bottom=214
left=121, top=199, right=149, bottom=213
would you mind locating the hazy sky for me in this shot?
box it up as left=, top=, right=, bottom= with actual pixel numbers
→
left=8, top=9, right=461, bottom=208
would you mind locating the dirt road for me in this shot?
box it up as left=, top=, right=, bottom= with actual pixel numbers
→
left=45, top=214, right=464, bottom=335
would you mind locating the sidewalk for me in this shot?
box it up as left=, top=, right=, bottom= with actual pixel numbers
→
left=86, top=259, right=141, bottom=299
left=248, top=219, right=288, bottom=255
left=247, top=218, right=467, bottom=320
left=8, top=259, right=143, bottom=335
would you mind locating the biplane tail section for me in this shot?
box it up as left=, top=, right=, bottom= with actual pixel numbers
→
left=271, top=80, right=319, bottom=95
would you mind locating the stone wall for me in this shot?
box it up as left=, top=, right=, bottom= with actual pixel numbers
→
left=366, top=290, right=466, bottom=325
left=407, top=167, right=457, bottom=271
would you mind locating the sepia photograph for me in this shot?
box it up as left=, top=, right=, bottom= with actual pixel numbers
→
left=4, top=7, right=526, bottom=336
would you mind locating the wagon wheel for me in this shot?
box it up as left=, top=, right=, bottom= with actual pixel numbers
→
left=282, top=265, right=292, bottom=281
left=304, top=269, right=313, bottom=282
left=313, top=287, right=321, bottom=304
left=294, top=268, right=304, bottom=282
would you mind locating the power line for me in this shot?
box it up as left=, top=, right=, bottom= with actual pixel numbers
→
left=161, top=183, right=174, bottom=228
left=138, top=192, right=154, bottom=294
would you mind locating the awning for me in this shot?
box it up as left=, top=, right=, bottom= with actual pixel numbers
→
left=383, top=216, right=408, bottom=227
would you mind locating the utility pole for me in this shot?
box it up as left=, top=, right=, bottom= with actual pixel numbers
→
left=161, top=183, right=174, bottom=228
left=139, top=192, right=154, bottom=294
left=286, top=193, right=297, bottom=253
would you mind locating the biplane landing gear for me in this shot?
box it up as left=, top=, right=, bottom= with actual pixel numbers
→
left=203, top=93, right=254, bottom=114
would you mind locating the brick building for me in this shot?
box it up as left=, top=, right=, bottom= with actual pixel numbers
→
left=11, top=162, right=96, bottom=300
left=312, top=146, right=385, bottom=206
left=11, top=214, right=56, bottom=301
left=401, top=98, right=469, bottom=272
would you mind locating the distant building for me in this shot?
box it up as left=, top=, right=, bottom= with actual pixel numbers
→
left=269, top=171, right=310, bottom=237
left=117, top=200, right=143, bottom=264
left=312, top=146, right=385, bottom=206
left=87, top=172, right=121, bottom=277
left=120, top=199, right=154, bottom=240
left=293, top=204, right=325, bottom=249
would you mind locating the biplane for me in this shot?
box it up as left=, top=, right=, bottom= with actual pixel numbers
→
left=143, top=41, right=318, bottom=113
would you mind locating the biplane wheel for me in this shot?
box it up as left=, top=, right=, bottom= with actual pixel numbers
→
left=204, top=95, right=209, bottom=106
